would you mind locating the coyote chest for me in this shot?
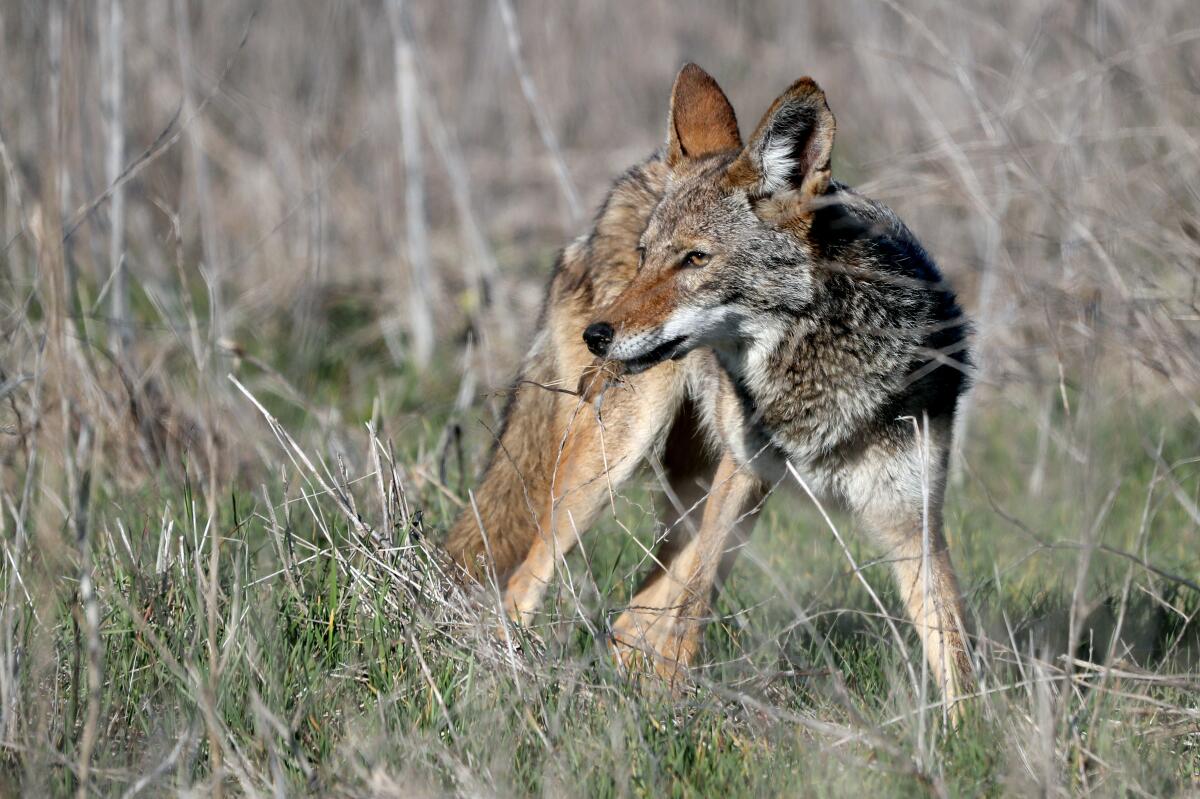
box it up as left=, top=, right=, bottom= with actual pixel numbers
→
left=708, top=271, right=931, bottom=477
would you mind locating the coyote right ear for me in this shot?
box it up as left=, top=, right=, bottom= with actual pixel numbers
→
left=726, top=77, right=835, bottom=203
left=665, top=63, right=742, bottom=167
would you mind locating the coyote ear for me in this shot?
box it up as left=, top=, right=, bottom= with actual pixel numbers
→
left=666, top=63, right=741, bottom=168
left=727, top=77, right=835, bottom=202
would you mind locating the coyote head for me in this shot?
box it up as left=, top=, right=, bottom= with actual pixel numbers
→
left=584, top=64, right=836, bottom=374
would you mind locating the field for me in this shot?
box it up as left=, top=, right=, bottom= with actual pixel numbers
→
left=1, top=0, right=1198, bottom=796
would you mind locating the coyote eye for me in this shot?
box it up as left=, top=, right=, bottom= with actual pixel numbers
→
left=682, top=251, right=710, bottom=268
left=635, top=245, right=647, bottom=265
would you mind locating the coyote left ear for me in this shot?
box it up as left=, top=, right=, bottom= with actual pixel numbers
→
left=666, top=63, right=742, bottom=167
left=727, top=77, right=835, bottom=203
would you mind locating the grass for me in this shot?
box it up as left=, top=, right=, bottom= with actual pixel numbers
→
left=1, top=339, right=1196, bottom=795
left=3, top=252, right=1199, bottom=797
left=3, top=245, right=1197, bottom=797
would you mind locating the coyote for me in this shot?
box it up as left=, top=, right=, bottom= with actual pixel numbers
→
left=447, top=65, right=974, bottom=704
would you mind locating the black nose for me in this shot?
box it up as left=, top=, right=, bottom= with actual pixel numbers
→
left=583, top=322, right=614, bottom=356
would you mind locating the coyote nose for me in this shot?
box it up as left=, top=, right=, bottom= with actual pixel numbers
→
left=583, top=322, right=614, bottom=356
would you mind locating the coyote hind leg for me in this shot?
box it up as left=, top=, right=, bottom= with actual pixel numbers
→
left=844, top=417, right=973, bottom=715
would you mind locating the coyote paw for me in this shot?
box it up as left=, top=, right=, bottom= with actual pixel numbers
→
left=609, top=614, right=696, bottom=690
left=490, top=612, right=544, bottom=655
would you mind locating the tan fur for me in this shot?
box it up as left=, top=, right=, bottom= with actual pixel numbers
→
left=446, top=67, right=748, bottom=672
left=845, top=415, right=972, bottom=702
left=595, top=267, right=683, bottom=343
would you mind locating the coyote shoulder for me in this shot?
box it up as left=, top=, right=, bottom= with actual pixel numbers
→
left=449, top=64, right=974, bottom=709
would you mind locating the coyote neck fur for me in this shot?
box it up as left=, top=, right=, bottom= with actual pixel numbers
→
left=709, top=188, right=969, bottom=471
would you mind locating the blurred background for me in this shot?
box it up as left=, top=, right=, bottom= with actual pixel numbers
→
left=1, top=1, right=1198, bottom=794
left=4, top=0, right=1197, bottom=455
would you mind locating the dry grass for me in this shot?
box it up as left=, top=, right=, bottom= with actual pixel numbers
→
left=1, top=0, right=1198, bottom=795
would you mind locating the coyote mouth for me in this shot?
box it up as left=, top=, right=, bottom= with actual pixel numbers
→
left=622, top=335, right=688, bottom=374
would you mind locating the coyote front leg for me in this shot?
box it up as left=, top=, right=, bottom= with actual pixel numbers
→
left=610, top=452, right=766, bottom=683
left=502, top=380, right=684, bottom=626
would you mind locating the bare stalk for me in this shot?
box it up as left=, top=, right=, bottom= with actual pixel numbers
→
left=204, top=431, right=224, bottom=799
left=102, top=0, right=128, bottom=355
left=386, top=0, right=436, bottom=369
left=494, top=0, right=581, bottom=225
left=415, top=72, right=507, bottom=363
left=64, top=405, right=97, bottom=799
left=173, top=0, right=226, bottom=362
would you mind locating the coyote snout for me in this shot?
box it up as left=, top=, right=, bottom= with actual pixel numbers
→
left=584, top=268, right=737, bottom=374
left=582, top=262, right=700, bottom=371
left=582, top=310, right=694, bottom=374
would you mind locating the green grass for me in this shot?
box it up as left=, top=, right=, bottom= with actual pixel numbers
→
left=3, top=274, right=1198, bottom=797
left=2, top=357, right=1197, bottom=797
